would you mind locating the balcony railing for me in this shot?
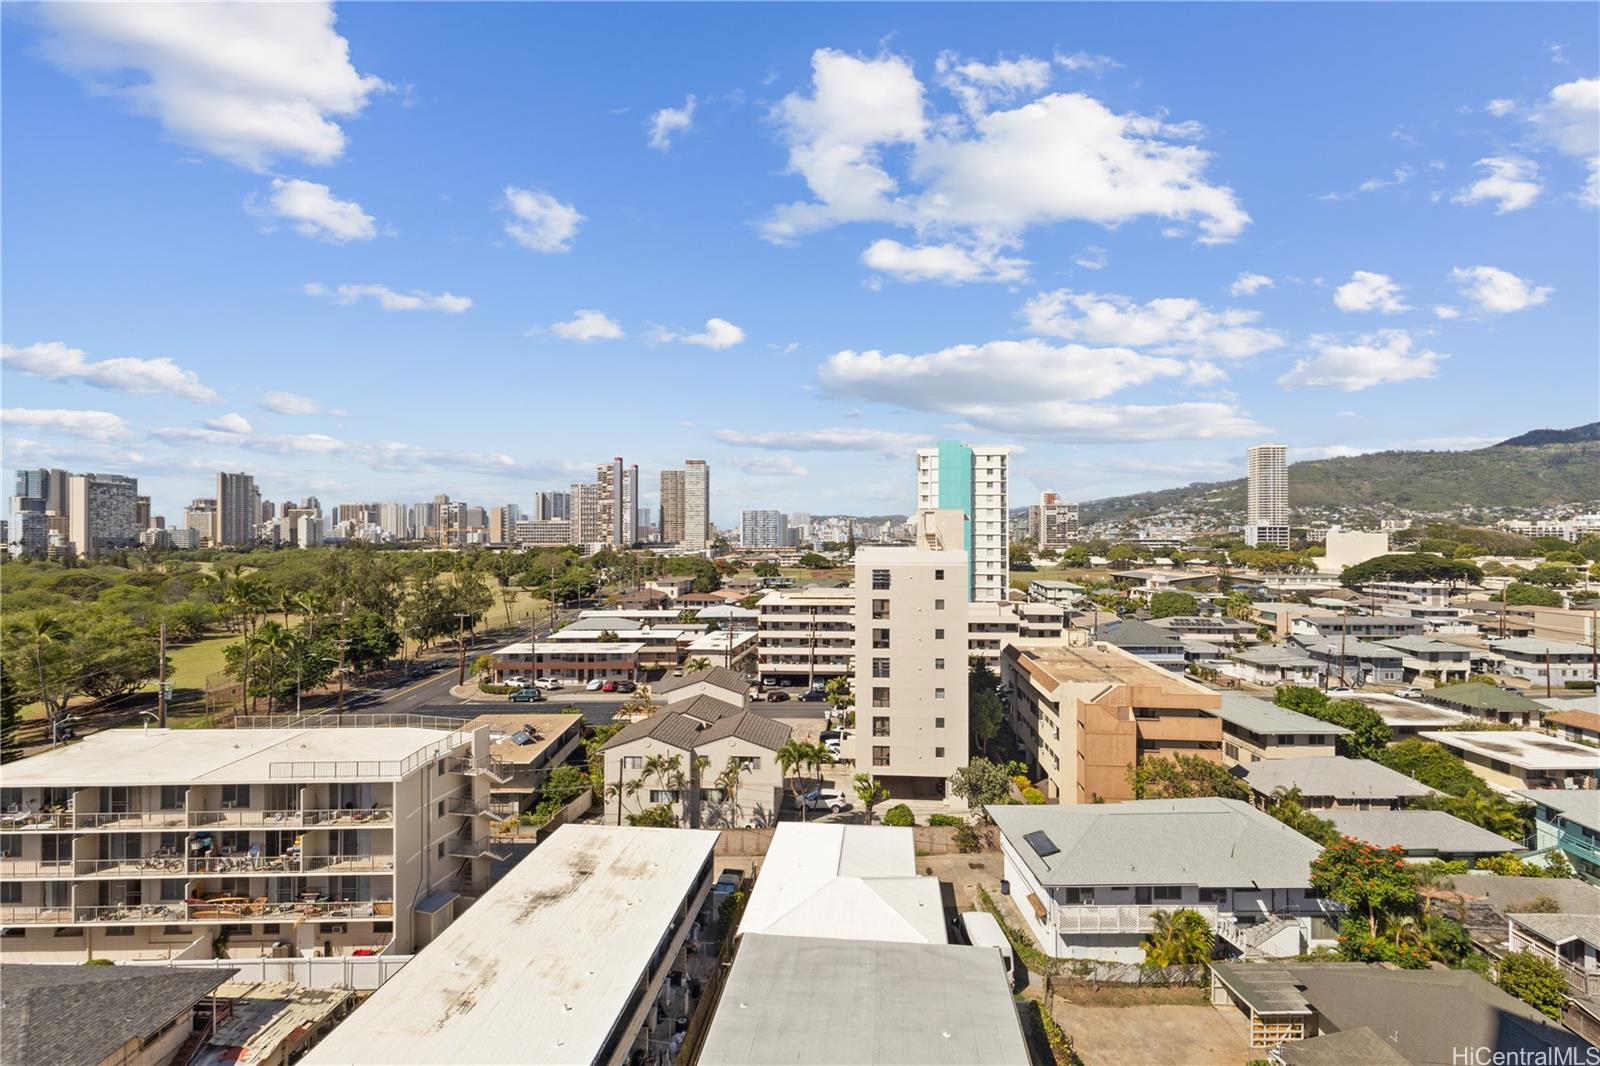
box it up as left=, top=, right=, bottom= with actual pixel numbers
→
left=187, top=854, right=302, bottom=874
left=444, top=837, right=509, bottom=861
left=0, top=904, right=73, bottom=923
left=0, top=858, right=75, bottom=878
left=303, top=854, right=395, bottom=873
left=74, top=810, right=190, bottom=830
left=0, top=810, right=72, bottom=831
left=187, top=807, right=394, bottom=829
left=77, top=856, right=187, bottom=877
left=76, top=903, right=188, bottom=923
left=1053, top=903, right=1221, bottom=934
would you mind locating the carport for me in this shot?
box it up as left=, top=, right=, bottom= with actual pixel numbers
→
left=1209, top=962, right=1314, bottom=1048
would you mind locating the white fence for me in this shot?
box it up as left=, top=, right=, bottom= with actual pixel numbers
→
left=126, top=953, right=412, bottom=990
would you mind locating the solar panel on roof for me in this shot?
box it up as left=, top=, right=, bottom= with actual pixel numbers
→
left=1024, top=830, right=1060, bottom=858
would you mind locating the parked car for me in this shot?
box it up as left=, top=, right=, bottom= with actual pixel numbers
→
left=798, top=689, right=827, bottom=702
left=1394, top=687, right=1423, bottom=699
left=765, top=690, right=790, bottom=703
left=585, top=679, right=605, bottom=692
left=711, top=869, right=742, bottom=902
left=601, top=680, right=619, bottom=693
left=504, top=677, right=529, bottom=689
left=510, top=687, right=544, bottom=703
left=614, top=680, right=637, bottom=694
left=534, top=677, right=563, bottom=690
left=801, top=789, right=850, bottom=814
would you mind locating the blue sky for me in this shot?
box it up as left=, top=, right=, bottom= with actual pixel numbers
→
left=3, top=3, right=1597, bottom=526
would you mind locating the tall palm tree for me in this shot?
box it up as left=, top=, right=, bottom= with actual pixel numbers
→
left=9, top=612, right=73, bottom=724
left=715, top=757, right=748, bottom=827
left=1141, top=908, right=1215, bottom=968
left=776, top=739, right=811, bottom=822
left=808, top=742, right=836, bottom=808
left=250, top=622, right=294, bottom=714
left=685, top=657, right=712, bottom=674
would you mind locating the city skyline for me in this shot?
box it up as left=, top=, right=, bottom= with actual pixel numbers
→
left=2, top=5, right=1597, bottom=523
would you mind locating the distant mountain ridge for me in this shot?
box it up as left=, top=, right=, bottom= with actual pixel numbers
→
left=1079, top=425, right=1600, bottom=524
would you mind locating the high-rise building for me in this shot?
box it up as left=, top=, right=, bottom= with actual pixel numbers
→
left=623, top=464, right=638, bottom=545
left=596, top=459, right=622, bottom=545
left=659, top=469, right=686, bottom=544
left=741, top=510, right=787, bottom=549
left=1245, top=443, right=1290, bottom=548
left=534, top=491, right=571, bottom=521
left=377, top=501, right=410, bottom=540
left=215, top=472, right=259, bottom=547
left=8, top=497, right=48, bottom=558
left=683, top=459, right=710, bottom=551
left=489, top=504, right=520, bottom=545
left=1028, top=491, right=1079, bottom=550
left=183, top=498, right=216, bottom=545
left=13, top=468, right=70, bottom=516
left=296, top=513, right=325, bottom=549
left=134, top=495, right=152, bottom=531
left=570, top=482, right=603, bottom=545
left=915, top=442, right=1010, bottom=602
left=67, top=473, right=139, bottom=559
left=260, top=499, right=276, bottom=523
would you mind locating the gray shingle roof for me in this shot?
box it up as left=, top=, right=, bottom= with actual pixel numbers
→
left=671, top=694, right=744, bottom=723
left=2, top=964, right=234, bottom=1066
left=1230, top=645, right=1319, bottom=666
left=699, top=710, right=792, bottom=751
left=1214, top=694, right=1351, bottom=737
left=601, top=703, right=786, bottom=753
left=1323, top=809, right=1519, bottom=856
left=1238, top=757, right=1437, bottom=802
left=654, top=666, right=748, bottom=696
left=1423, top=683, right=1544, bottom=714
left=987, top=797, right=1323, bottom=889
left=1509, top=912, right=1600, bottom=947
left=1515, top=789, right=1600, bottom=833
left=1096, top=619, right=1185, bottom=651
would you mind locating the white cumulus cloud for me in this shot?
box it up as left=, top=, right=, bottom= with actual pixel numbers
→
left=1021, top=290, right=1283, bottom=360
left=1486, top=98, right=1517, bottom=117
left=36, top=1, right=385, bottom=169
left=1433, top=305, right=1461, bottom=320
left=260, top=390, right=343, bottom=416
left=252, top=178, right=377, bottom=243
left=1, top=340, right=219, bottom=401
left=647, top=95, right=696, bottom=150
left=1453, top=156, right=1542, bottom=213
left=1528, top=77, right=1599, bottom=206
left=712, top=427, right=928, bottom=456
left=304, top=282, right=471, bottom=313
left=728, top=455, right=810, bottom=477
left=1448, top=265, right=1553, bottom=314
left=501, top=186, right=584, bottom=253
left=935, top=51, right=1053, bottom=118
left=861, top=238, right=1029, bottom=284
left=1278, top=330, right=1443, bottom=391
left=551, top=310, right=624, bottom=341
left=1, top=407, right=133, bottom=441
left=1229, top=272, right=1274, bottom=296
left=671, top=318, right=746, bottom=349
left=204, top=412, right=253, bottom=433
left=1333, top=271, right=1411, bottom=314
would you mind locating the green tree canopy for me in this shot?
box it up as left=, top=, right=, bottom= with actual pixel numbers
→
left=1127, top=754, right=1249, bottom=801
left=1148, top=591, right=1198, bottom=618
left=1340, top=553, right=1483, bottom=587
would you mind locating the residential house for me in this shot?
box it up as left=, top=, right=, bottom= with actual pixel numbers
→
left=652, top=665, right=749, bottom=706
left=490, top=641, right=641, bottom=684
left=1209, top=694, right=1348, bottom=767
left=1518, top=791, right=1600, bottom=885
left=1249, top=602, right=1321, bottom=639
left=1507, top=913, right=1600, bottom=1000
left=1000, top=637, right=1223, bottom=803
left=1028, top=579, right=1084, bottom=607
left=1094, top=619, right=1188, bottom=673
left=1289, top=613, right=1428, bottom=641
left=1236, top=756, right=1437, bottom=810
left=304, top=825, right=719, bottom=1066
left=1546, top=709, right=1600, bottom=746
left=1321, top=809, right=1521, bottom=863
left=989, top=799, right=1337, bottom=964
left=1489, top=638, right=1598, bottom=690
left=1221, top=645, right=1323, bottom=687
left=1376, top=636, right=1473, bottom=682
left=1419, top=730, right=1597, bottom=794
left=1421, top=682, right=1547, bottom=727
left=1291, top=637, right=1405, bottom=686
left=1148, top=615, right=1260, bottom=644
left=600, top=700, right=790, bottom=827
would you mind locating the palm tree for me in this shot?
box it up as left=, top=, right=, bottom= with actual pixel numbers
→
left=776, top=739, right=811, bottom=821
left=604, top=776, right=642, bottom=826
left=250, top=622, right=294, bottom=713
left=853, top=773, right=888, bottom=824
left=685, top=657, right=712, bottom=674
left=9, top=612, right=73, bottom=726
left=1141, top=908, right=1215, bottom=968
left=715, top=757, right=748, bottom=827
left=808, top=742, right=836, bottom=808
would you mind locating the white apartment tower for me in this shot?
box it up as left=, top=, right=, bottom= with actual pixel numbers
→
left=915, top=441, right=1010, bottom=602
left=1031, top=491, right=1079, bottom=550
left=1245, top=443, right=1291, bottom=548
left=741, top=509, right=786, bottom=549
left=214, top=472, right=259, bottom=548
left=67, top=473, right=139, bottom=560
left=682, top=459, right=710, bottom=551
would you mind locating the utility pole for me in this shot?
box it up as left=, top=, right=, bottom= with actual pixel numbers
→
left=336, top=638, right=350, bottom=714
left=157, top=621, right=168, bottom=728
left=1545, top=649, right=1553, bottom=699
left=455, top=612, right=471, bottom=687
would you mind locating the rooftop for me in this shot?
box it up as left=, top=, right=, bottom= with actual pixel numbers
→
left=601, top=700, right=785, bottom=753
left=1378, top=635, right=1473, bottom=655
left=988, top=797, right=1322, bottom=889
left=757, top=585, right=856, bottom=606
left=1009, top=638, right=1216, bottom=701
left=1419, top=729, right=1600, bottom=771
left=2, top=964, right=234, bottom=1066
left=1237, top=756, right=1437, bottom=802
left=738, top=823, right=947, bottom=944
left=1095, top=618, right=1186, bottom=651
left=1322, top=809, right=1520, bottom=856
left=1230, top=645, right=1320, bottom=666
left=696, top=935, right=1029, bottom=1066
left=1444, top=872, right=1600, bottom=916
left=1213, top=693, right=1351, bottom=737
left=464, top=713, right=584, bottom=765
left=304, top=825, right=719, bottom=1066
left=653, top=665, right=748, bottom=696
left=1545, top=709, right=1600, bottom=734
left=0, top=726, right=463, bottom=786
left=1490, top=637, right=1596, bottom=656
left=1423, top=683, right=1545, bottom=714
left=1515, top=789, right=1600, bottom=832
left=1509, top=912, right=1600, bottom=947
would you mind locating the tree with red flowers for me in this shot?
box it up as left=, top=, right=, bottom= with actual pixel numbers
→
left=1310, top=836, right=1418, bottom=938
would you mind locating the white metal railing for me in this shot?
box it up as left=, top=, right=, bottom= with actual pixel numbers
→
left=187, top=854, right=301, bottom=874
left=1054, top=903, right=1221, bottom=934
left=76, top=903, right=187, bottom=923
left=266, top=728, right=468, bottom=780
left=303, top=854, right=395, bottom=873
left=0, top=810, right=72, bottom=831
left=0, top=858, right=75, bottom=878
left=74, top=810, right=189, bottom=830
left=0, top=904, right=73, bottom=923
left=77, top=856, right=187, bottom=876
left=444, top=837, right=508, bottom=860
left=189, top=808, right=303, bottom=829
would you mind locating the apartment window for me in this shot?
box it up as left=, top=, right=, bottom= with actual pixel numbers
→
left=934, top=658, right=945, bottom=670
left=375, top=922, right=394, bottom=934
left=159, top=785, right=186, bottom=810
left=871, top=599, right=890, bottom=621
left=934, top=599, right=945, bottom=610
left=162, top=925, right=192, bottom=936
left=873, top=717, right=891, bottom=738
left=622, top=756, right=643, bottom=770
left=436, top=801, right=445, bottom=818
left=438, top=760, right=446, bottom=776
left=0, top=883, right=19, bottom=904
left=872, top=746, right=891, bottom=767
left=159, top=880, right=185, bottom=901
left=220, top=784, right=251, bottom=809
left=872, top=628, right=891, bottom=650
left=648, top=790, right=679, bottom=804
left=935, top=717, right=945, bottom=728
left=1198, top=888, right=1228, bottom=904
left=437, top=842, right=446, bottom=859
left=105, top=927, right=134, bottom=937
left=0, top=837, right=16, bottom=858
left=738, top=757, right=760, bottom=771
left=934, top=688, right=946, bottom=699
left=872, top=658, right=891, bottom=679
left=935, top=747, right=945, bottom=758
left=934, top=628, right=945, bottom=640
left=1135, top=886, right=1183, bottom=904
left=1059, top=887, right=1093, bottom=905
left=872, top=687, right=890, bottom=709
left=871, top=569, right=892, bottom=591
left=1133, top=708, right=1160, bottom=720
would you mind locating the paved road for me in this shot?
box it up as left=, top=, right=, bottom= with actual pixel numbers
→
left=410, top=699, right=628, bottom=726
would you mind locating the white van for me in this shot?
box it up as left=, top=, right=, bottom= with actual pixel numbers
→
left=959, top=911, right=1014, bottom=985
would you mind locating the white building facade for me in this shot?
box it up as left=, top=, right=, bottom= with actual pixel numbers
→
left=916, top=441, right=1010, bottom=602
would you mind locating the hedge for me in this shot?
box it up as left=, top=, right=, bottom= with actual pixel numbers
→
left=882, top=803, right=915, bottom=827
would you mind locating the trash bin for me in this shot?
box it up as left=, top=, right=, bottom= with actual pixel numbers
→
left=1000, top=879, right=1010, bottom=896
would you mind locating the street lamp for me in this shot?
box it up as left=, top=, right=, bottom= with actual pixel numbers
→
left=138, top=710, right=159, bottom=737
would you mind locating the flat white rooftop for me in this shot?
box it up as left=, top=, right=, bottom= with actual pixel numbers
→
left=738, top=823, right=947, bottom=945
left=698, top=935, right=1028, bottom=1066
left=305, top=825, right=718, bottom=1066
left=1419, top=729, right=1600, bottom=771
left=0, top=727, right=460, bottom=786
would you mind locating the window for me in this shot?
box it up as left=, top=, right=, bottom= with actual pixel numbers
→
left=934, top=717, right=945, bottom=728
left=873, top=717, right=891, bottom=737
left=872, top=628, right=890, bottom=650
left=934, top=688, right=946, bottom=699
left=1059, top=887, right=1093, bottom=905
left=934, top=569, right=945, bottom=580
left=1198, top=888, right=1228, bottom=904
left=220, top=784, right=251, bottom=809
left=872, top=599, right=890, bottom=620
left=935, top=747, right=945, bottom=758
left=0, top=837, right=16, bottom=858
left=261, top=923, right=281, bottom=935
left=648, top=790, right=679, bottom=804
left=872, top=687, right=890, bottom=709
left=162, top=925, right=191, bottom=936
left=871, top=569, right=891, bottom=590
left=872, top=746, right=891, bottom=767
left=105, top=927, right=134, bottom=937
left=159, top=785, right=186, bottom=810
left=934, top=628, right=944, bottom=640
left=622, top=756, right=642, bottom=770
left=934, top=599, right=945, bottom=610
left=437, top=801, right=445, bottom=818
left=438, top=760, right=446, bottom=777
left=1135, top=886, right=1183, bottom=904
left=872, top=658, right=890, bottom=679
left=437, top=842, right=445, bottom=859
left=374, top=922, right=394, bottom=934
left=738, top=757, right=760, bottom=771
left=0, top=883, right=19, bottom=904
left=934, top=658, right=945, bottom=670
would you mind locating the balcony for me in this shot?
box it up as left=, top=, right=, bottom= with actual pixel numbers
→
left=74, top=810, right=189, bottom=831
left=187, top=853, right=302, bottom=875
left=0, top=858, right=74, bottom=879
left=448, top=796, right=496, bottom=817
left=189, top=808, right=304, bottom=829
left=77, top=855, right=187, bottom=877
left=0, top=904, right=73, bottom=923
left=0, top=809, right=72, bottom=831
left=444, top=837, right=510, bottom=861
left=1053, top=903, right=1221, bottom=935
left=303, top=854, right=395, bottom=873
left=76, top=902, right=187, bottom=924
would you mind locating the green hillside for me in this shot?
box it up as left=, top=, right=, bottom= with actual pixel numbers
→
left=1080, top=428, right=1600, bottom=524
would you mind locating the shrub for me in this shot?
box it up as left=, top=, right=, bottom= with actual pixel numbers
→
left=81, top=958, right=114, bottom=966
left=953, top=822, right=984, bottom=853
left=1012, top=774, right=1033, bottom=792
left=882, top=803, right=915, bottom=827
left=1498, top=951, right=1569, bottom=1019
left=927, top=813, right=966, bottom=827
left=1020, top=998, right=1082, bottom=1066
left=1021, top=787, right=1046, bottom=805
left=1516, top=895, right=1562, bottom=914
left=478, top=682, right=514, bottom=695
left=1564, top=679, right=1597, bottom=691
